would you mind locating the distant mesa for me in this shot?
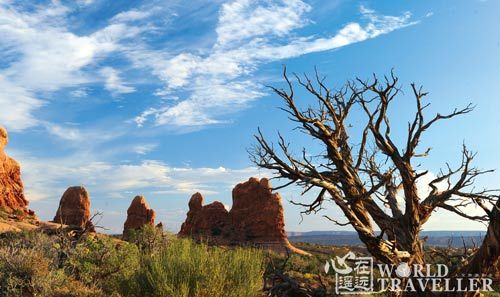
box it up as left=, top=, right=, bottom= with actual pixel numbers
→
left=0, top=126, right=31, bottom=215
left=179, top=177, right=310, bottom=255
left=123, top=195, right=156, bottom=240
left=53, top=186, right=94, bottom=231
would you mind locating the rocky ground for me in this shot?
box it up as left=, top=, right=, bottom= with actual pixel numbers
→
left=0, top=209, right=64, bottom=233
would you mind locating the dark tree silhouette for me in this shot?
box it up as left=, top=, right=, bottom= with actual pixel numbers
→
left=250, top=68, right=499, bottom=277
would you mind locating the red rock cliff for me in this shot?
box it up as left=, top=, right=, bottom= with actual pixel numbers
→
left=0, top=127, right=29, bottom=213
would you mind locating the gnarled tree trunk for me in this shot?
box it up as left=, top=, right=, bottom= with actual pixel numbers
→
left=250, top=69, right=499, bottom=297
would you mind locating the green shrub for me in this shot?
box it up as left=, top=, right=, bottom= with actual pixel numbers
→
left=121, top=237, right=265, bottom=297
left=0, top=228, right=266, bottom=297
left=66, top=235, right=140, bottom=294
left=0, top=240, right=67, bottom=296
left=127, top=224, right=169, bottom=255
left=0, top=231, right=112, bottom=297
left=51, top=279, right=107, bottom=297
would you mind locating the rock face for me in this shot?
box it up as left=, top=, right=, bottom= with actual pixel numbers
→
left=230, top=178, right=287, bottom=243
left=179, top=178, right=308, bottom=255
left=179, top=192, right=229, bottom=242
left=123, top=195, right=155, bottom=240
left=53, top=186, right=92, bottom=229
left=0, top=127, right=29, bottom=213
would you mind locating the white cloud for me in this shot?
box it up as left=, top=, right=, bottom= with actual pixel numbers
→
left=41, top=122, right=125, bottom=145
left=0, top=1, right=418, bottom=135
left=12, top=150, right=266, bottom=202
left=135, top=1, right=416, bottom=128
left=1, top=14, right=127, bottom=91
left=215, top=0, right=311, bottom=46
left=43, top=123, right=83, bottom=141
left=160, top=53, right=202, bottom=89
left=136, top=78, right=264, bottom=128
left=111, top=8, right=154, bottom=23
left=133, top=144, right=158, bottom=155
left=414, top=172, right=448, bottom=199
left=391, top=172, right=488, bottom=230
left=0, top=75, right=44, bottom=131
left=70, top=88, right=89, bottom=98
left=100, top=67, right=136, bottom=95
left=77, top=0, right=96, bottom=7
left=0, top=2, right=144, bottom=133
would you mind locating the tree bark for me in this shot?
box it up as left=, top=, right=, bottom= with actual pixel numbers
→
left=455, top=199, right=499, bottom=279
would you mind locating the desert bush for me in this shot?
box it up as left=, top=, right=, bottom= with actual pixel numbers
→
left=0, top=231, right=113, bottom=297
left=66, top=235, right=140, bottom=294
left=51, top=279, right=107, bottom=297
left=127, top=224, right=169, bottom=254
left=0, top=231, right=70, bottom=296
left=0, top=228, right=267, bottom=297
left=121, top=237, right=265, bottom=297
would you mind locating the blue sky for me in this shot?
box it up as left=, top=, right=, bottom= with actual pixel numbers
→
left=1, top=0, right=499, bottom=233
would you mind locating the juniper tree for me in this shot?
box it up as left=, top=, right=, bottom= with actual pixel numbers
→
left=250, top=69, right=499, bottom=275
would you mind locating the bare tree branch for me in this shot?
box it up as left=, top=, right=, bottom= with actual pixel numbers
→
left=250, top=68, right=498, bottom=267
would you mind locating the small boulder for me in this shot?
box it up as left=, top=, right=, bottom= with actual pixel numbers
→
left=123, top=195, right=155, bottom=240
left=53, top=186, right=93, bottom=230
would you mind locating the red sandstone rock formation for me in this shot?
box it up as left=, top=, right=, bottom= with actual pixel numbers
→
left=179, top=192, right=229, bottom=242
left=53, top=186, right=93, bottom=229
left=230, top=177, right=287, bottom=243
left=179, top=178, right=309, bottom=255
left=0, top=127, right=29, bottom=213
left=123, top=195, right=155, bottom=240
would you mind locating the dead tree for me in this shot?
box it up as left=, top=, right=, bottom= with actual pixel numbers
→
left=250, top=68, right=499, bottom=271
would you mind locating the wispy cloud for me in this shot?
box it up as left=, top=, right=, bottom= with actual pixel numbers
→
left=0, top=75, right=45, bottom=131
left=13, top=150, right=266, bottom=202
left=0, top=1, right=149, bottom=133
left=215, top=0, right=311, bottom=46
left=43, top=123, right=83, bottom=141
left=0, top=0, right=416, bottom=135
left=41, top=122, right=125, bottom=145
left=70, top=88, right=89, bottom=98
left=100, top=67, right=136, bottom=96
left=110, top=8, right=156, bottom=24
left=133, top=143, right=158, bottom=155
left=1, top=6, right=130, bottom=91
left=134, top=0, right=416, bottom=128
left=77, top=0, right=96, bottom=7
